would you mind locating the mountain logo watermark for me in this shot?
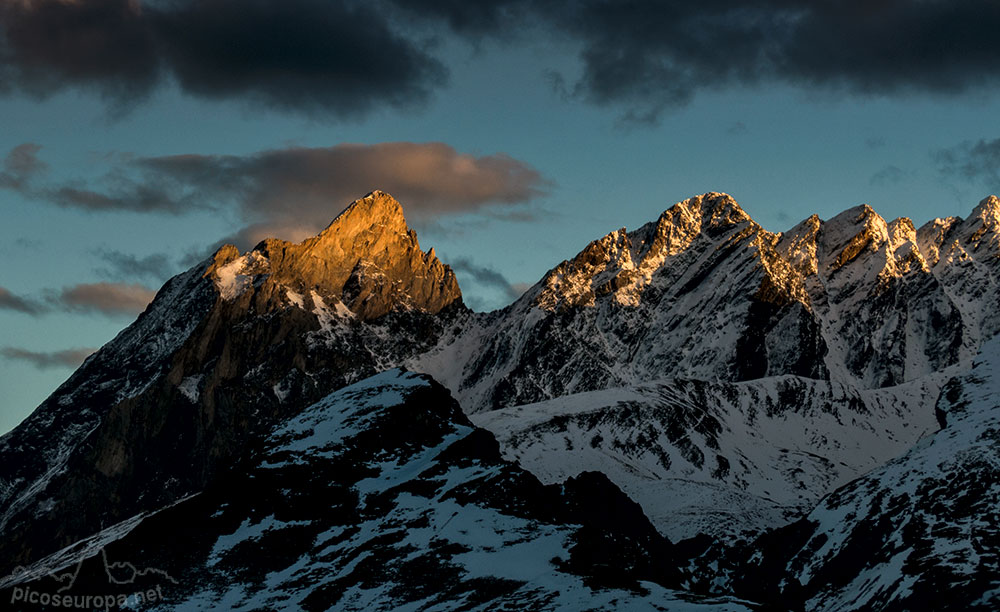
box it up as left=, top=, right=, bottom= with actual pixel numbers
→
left=3, top=548, right=177, bottom=610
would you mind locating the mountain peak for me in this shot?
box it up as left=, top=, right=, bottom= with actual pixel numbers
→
left=639, top=192, right=755, bottom=261
left=699, top=191, right=747, bottom=214
left=204, top=192, right=461, bottom=318
left=971, top=194, right=1000, bottom=226
left=314, top=190, right=408, bottom=245
left=667, top=192, right=752, bottom=229
left=532, top=192, right=764, bottom=311
left=819, top=204, right=888, bottom=271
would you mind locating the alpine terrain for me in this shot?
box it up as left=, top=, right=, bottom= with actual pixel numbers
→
left=1, top=190, right=998, bottom=611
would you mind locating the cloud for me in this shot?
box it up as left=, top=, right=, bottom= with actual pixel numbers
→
left=449, top=257, right=526, bottom=302
left=935, top=138, right=1000, bottom=189
left=0, top=143, right=47, bottom=190
left=561, top=2, right=1000, bottom=123
left=727, top=121, right=748, bottom=136
left=9, top=1, right=1000, bottom=122
left=50, top=282, right=156, bottom=317
left=389, top=0, right=527, bottom=37
left=866, top=137, right=887, bottom=150
left=151, top=0, right=447, bottom=119
left=0, top=0, right=447, bottom=119
left=94, top=249, right=175, bottom=282
left=0, top=347, right=96, bottom=370
left=0, top=287, right=46, bottom=315
left=402, top=1, right=1000, bottom=123
left=3, top=143, right=549, bottom=246
left=870, top=165, right=906, bottom=186
left=0, top=0, right=160, bottom=109
left=510, top=282, right=533, bottom=296
left=135, top=142, right=548, bottom=221
left=0, top=143, right=198, bottom=213
left=1, top=282, right=155, bottom=318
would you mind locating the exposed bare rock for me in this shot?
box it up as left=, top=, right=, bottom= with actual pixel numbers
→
left=206, top=190, right=462, bottom=319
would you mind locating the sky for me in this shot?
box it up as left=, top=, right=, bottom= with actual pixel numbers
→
left=3, top=0, right=1000, bottom=434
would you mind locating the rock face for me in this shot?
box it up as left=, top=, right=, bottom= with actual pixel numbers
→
left=210, top=190, right=462, bottom=320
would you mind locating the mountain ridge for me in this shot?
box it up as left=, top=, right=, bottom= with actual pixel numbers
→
left=419, top=192, right=1000, bottom=416
left=1, top=189, right=999, bottom=610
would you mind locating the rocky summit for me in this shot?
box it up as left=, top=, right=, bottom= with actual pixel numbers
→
left=2, top=191, right=999, bottom=611
left=207, top=190, right=462, bottom=319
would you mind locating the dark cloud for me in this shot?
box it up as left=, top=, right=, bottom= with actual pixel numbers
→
left=49, top=282, right=156, bottom=317
left=0, top=347, right=96, bottom=370
left=0, top=0, right=446, bottom=118
left=0, top=0, right=159, bottom=108
left=449, top=257, right=525, bottom=302
left=866, top=137, right=887, bottom=150
left=149, top=0, right=447, bottom=118
left=0, top=287, right=46, bottom=315
left=727, top=121, right=748, bottom=136
left=4, top=143, right=549, bottom=245
left=388, top=0, right=528, bottom=38
left=935, top=138, right=1000, bottom=189
left=870, top=165, right=906, bottom=186
left=0, top=143, right=47, bottom=190
left=401, top=0, right=1000, bottom=123
left=8, top=1, right=1000, bottom=121
left=94, top=249, right=175, bottom=282
left=556, top=1, right=1000, bottom=123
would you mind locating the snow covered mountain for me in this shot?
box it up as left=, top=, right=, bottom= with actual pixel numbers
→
left=472, top=373, right=944, bottom=541
left=418, top=194, right=1000, bottom=413
left=1, top=189, right=998, bottom=610
left=701, top=334, right=1000, bottom=611
left=1, top=370, right=752, bottom=611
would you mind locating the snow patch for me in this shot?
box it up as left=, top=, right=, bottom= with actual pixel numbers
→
left=177, top=375, right=203, bottom=403
left=214, top=251, right=270, bottom=300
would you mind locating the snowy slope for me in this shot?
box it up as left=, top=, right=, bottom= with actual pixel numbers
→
left=720, top=335, right=1000, bottom=611
left=473, top=373, right=945, bottom=541
left=1, top=371, right=756, bottom=611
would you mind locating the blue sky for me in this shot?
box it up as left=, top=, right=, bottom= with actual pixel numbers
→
left=2, top=1, right=1000, bottom=433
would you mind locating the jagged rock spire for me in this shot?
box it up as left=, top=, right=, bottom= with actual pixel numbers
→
left=206, top=191, right=463, bottom=319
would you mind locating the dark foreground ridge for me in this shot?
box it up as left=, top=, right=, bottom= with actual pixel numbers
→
left=3, top=371, right=750, bottom=610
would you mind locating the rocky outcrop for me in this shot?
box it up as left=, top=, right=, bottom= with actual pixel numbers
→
left=212, top=190, right=462, bottom=320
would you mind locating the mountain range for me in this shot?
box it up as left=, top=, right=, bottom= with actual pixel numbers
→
left=2, top=189, right=998, bottom=610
